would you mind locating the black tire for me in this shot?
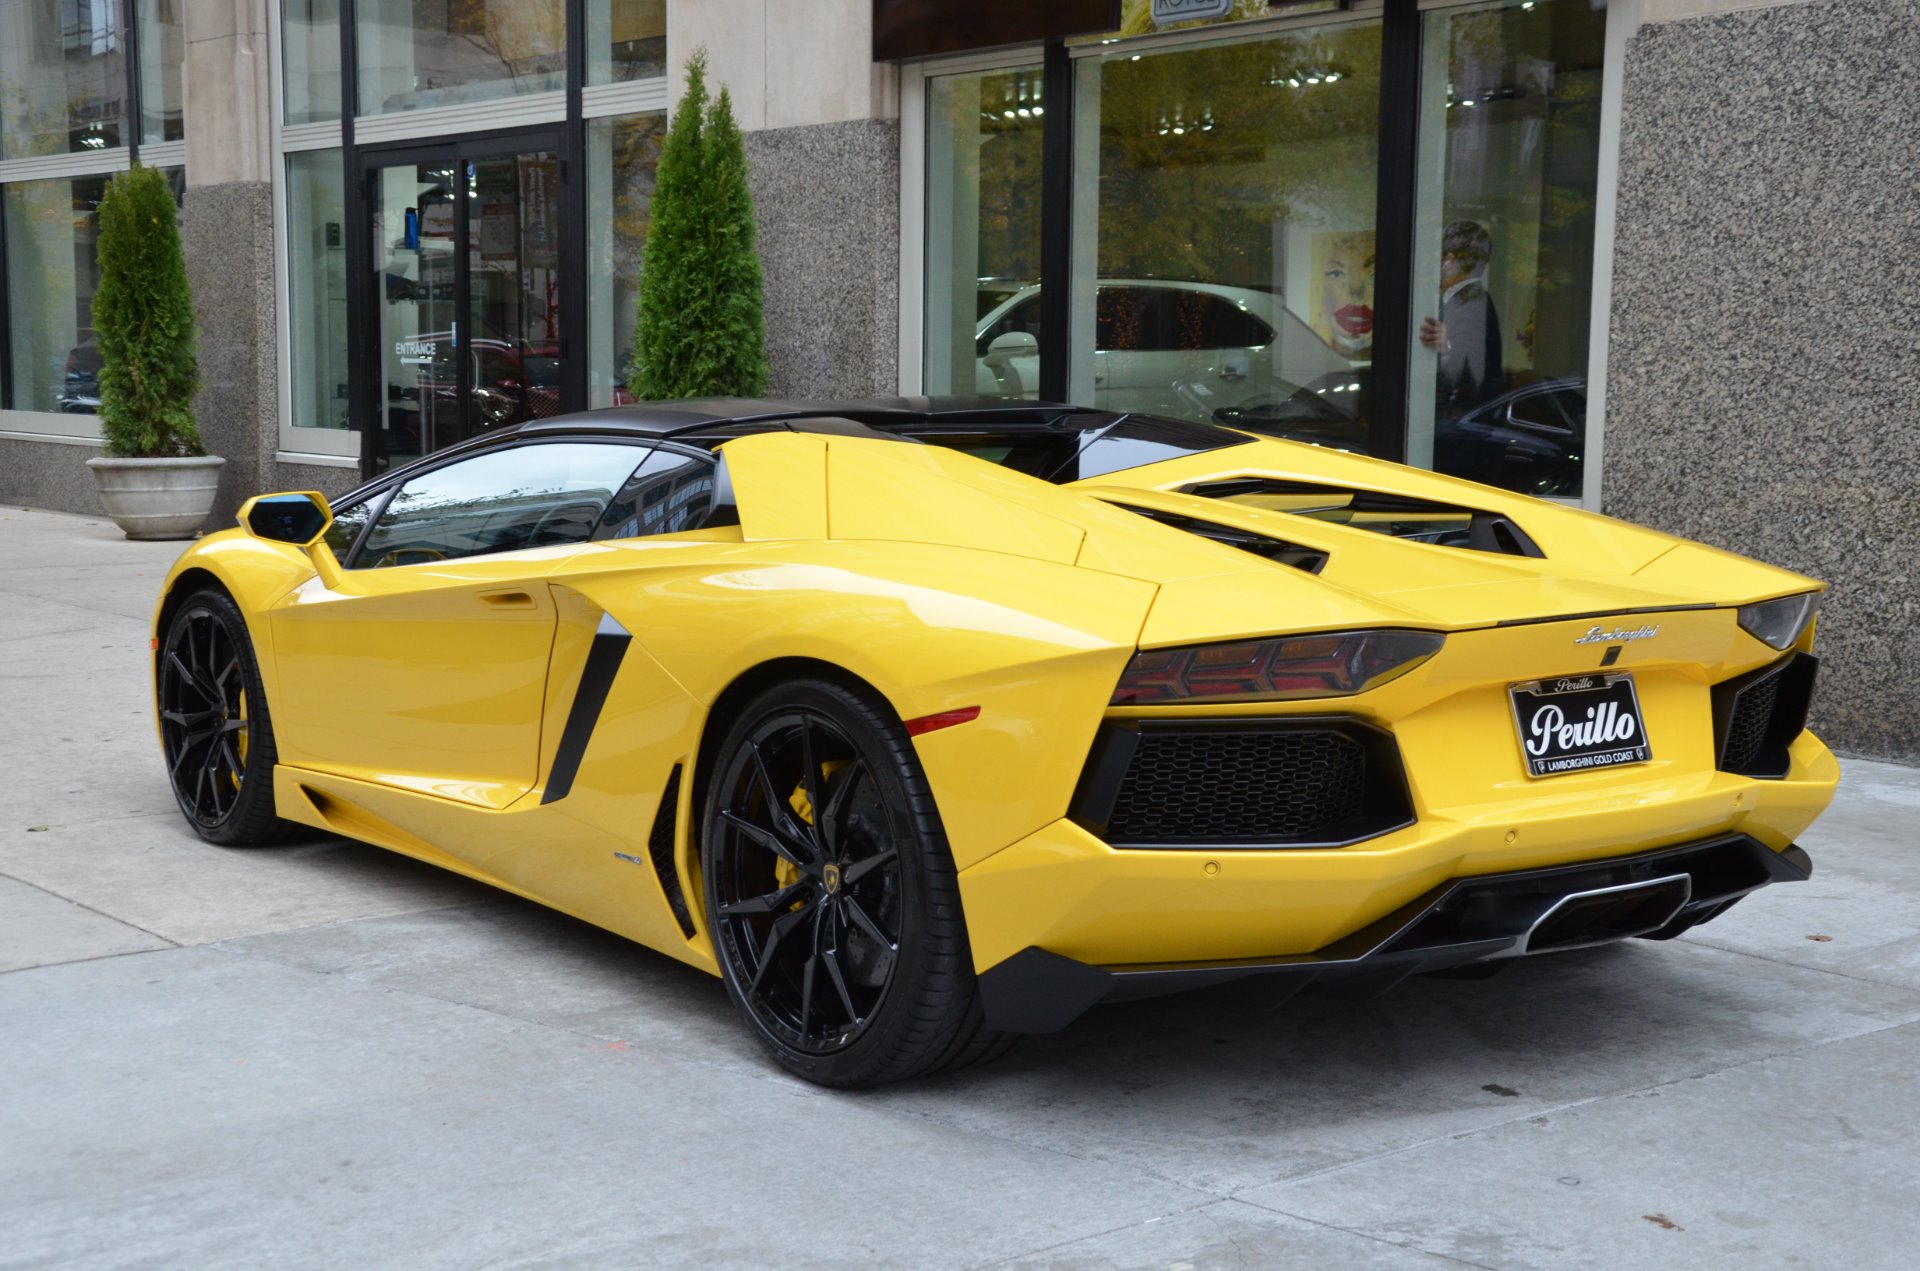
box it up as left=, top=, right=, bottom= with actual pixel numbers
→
left=700, top=676, right=1011, bottom=1087
left=156, top=588, right=293, bottom=847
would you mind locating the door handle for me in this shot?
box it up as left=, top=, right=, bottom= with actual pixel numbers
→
left=479, top=590, right=536, bottom=609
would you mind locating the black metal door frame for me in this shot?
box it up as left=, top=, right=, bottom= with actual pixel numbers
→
left=340, top=0, right=592, bottom=480
left=348, top=126, right=571, bottom=476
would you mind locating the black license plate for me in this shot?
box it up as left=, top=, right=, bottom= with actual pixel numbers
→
left=1510, top=673, right=1652, bottom=778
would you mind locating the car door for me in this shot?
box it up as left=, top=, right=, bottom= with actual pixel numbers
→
left=266, top=439, right=653, bottom=810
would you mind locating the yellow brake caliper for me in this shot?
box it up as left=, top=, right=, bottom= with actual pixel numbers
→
left=778, top=761, right=846, bottom=897
left=232, top=686, right=249, bottom=789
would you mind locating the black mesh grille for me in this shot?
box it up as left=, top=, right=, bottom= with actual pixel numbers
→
left=1076, top=721, right=1410, bottom=848
left=1721, top=674, right=1781, bottom=773
left=1712, top=653, right=1818, bottom=780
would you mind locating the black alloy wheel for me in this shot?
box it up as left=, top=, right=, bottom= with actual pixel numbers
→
left=157, top=589, right=289, bottom=846
left=702, top=678, right=1010, bottom=1087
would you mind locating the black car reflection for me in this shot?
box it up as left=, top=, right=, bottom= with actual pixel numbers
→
left=1212, top=369, right=1585, bottom=498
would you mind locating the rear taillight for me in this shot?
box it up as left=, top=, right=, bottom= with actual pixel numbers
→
left=1112, top=630, right=1444, bottom=705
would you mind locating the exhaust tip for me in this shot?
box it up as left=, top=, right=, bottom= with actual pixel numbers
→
left=1522, top=873, right=1693, bottom=955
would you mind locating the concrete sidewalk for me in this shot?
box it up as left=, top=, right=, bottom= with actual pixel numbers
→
left=3, top=503, right=1917, bottom=1270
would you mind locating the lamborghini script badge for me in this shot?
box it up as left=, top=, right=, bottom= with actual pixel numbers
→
left=1575, top=623, right=1660, bottom=646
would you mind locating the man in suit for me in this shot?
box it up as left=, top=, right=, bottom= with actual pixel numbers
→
left=1418, top=221, right=1506, bottom=419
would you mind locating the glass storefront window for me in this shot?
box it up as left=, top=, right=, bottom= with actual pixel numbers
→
left=356, top=0, right=566, bottom=116
left=586, top=112, right=667, bottom=408
left=3, top=175, right=113, bottom=414
left=0, top=3, right=126, bottom=159
left=136, top=0, right=183, bottom=142
left=287, top=151, right=350, bottom=431
left=923, top=64, right=1046, bottom=400
left=1407, top=0, right=1607, bottom=497
left=283, top=0, right=343, bottom=124
left=1070, top=19, right=1382, bottom=437
left=586, top=0, right=666, bottom=85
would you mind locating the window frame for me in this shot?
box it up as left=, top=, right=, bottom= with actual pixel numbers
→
left=328, top=433, right=714, bottom=569
left=0, top=0, right=183, bottom=442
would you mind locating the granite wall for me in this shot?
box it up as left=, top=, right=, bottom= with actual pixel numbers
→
left=1605, top=0, right=1920, bottom=761
left=182, top=181, right=279, bottom=527
left=745, top=119, right=900, bottom=398
left=0, top=438, right=104, bottom=516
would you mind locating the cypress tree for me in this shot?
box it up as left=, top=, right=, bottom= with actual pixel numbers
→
left=630, top=50, right=768, bottom=400
left=93, top=164, right=203, bottom=457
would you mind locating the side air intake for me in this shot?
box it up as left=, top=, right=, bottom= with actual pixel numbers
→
left=1712, top=654, right=1817, bottom=780
left=649, top=766, right=697, bottom=937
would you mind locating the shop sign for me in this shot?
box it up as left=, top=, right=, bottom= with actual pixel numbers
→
left=1133, top=0, right=1347, bottom=35
left=1151, top=0, right=1231, bottom=24
left=395, top=340, right=435, bottom=365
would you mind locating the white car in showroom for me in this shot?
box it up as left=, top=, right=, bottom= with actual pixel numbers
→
left=973, top=279, right=1350, bottom=421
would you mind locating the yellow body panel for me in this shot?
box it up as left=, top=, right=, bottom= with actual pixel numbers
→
left=153, top=428, right=1837, bottom=989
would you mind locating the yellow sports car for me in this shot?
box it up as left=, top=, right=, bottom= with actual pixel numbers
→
left=151, top=399, right=1837, bottom=1086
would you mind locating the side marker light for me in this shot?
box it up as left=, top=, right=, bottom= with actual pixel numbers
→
left=904, top=706, right=981, bottom=737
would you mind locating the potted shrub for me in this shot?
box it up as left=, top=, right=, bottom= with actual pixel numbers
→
left=85, top=163, right=222, bottom=540
left=630, top=50, right=769, bottom=398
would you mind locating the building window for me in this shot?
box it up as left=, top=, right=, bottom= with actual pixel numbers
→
left=135, top=0, right=184, bottom=142
left=914, top=0, right=1614, bottom=500
left=0, top=1, right=126, bottom=159
left=586, top=0, right=665, bottom=85
left=3, top=175, right=113, bottom=414
left=356, top=0, right=567, bottom=116
left=1407, top=0, right=1607, bottom=498
left=586, top=111, right=667, bottom=408
left=287, top=150, right=350, bottom=431
left=282, top=0, right=343, bottom=124
left=1069, top=18, right=1382, bottom=434
left=922, top=64, right=1045, bottom=400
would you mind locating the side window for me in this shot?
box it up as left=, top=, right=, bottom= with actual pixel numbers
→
left=354, top=442, right=648, bottom=569
left=1512, top=386, right=1586, bottom=433
left=1096, top=286, right=1160, bottom=352
left=322, top=499, right=372, bottom=558
left=593, top=449, right=719, bottom=541
left=1179, top=291, right=1274, bottom=350
left=475, top=345, right=518, bottom=389
left=976, top=294, right=1043, bottom=357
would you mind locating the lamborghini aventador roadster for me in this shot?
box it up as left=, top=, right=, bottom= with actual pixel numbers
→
left=151, top=398, right=1837, bottom=1086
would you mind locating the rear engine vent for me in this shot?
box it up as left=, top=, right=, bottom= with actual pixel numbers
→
left=649, top=765, right=697, bottom=937
left=1177, top=477, right=1543, bottom=558
left=1070, top=719, right=1413, bottom=849
left=1712, top=654, right=1817, bottom=780
left=1111, top=504, right=1327, bottom=573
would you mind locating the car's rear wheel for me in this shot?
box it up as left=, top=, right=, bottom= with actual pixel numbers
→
left=157, top=589, right=290, bottom=847
left=701, top=677, right=1009, bottom=1087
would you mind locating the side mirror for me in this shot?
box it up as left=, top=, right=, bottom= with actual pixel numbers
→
left=983, top=330, right=1038, bottom=369
left=238, top=491, right=344, bottom=589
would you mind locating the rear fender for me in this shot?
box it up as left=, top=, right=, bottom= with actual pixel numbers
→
left=553, top=539, right=1156, bottom=870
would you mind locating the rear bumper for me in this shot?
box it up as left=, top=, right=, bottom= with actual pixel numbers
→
left=976, top=833, right=1811, bottom=1033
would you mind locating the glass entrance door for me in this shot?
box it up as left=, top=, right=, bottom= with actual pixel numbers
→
left=364, top=133, right=566, bottom=471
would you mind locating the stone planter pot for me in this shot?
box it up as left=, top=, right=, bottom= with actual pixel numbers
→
left=86, top=455, right=226, bottom=541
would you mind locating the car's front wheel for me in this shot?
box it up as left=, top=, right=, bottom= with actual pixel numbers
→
left=157, top=588, right=291, bottom=846
left=701, top=677, right=1009, bottom=1087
